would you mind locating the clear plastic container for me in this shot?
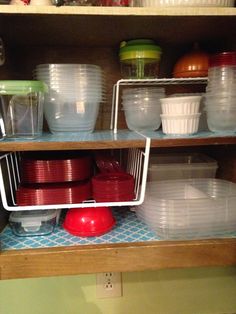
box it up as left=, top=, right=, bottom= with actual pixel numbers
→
left=119, top=39, right=161, bottom=79
left=9, top=209, right=58, bottom=237
left=135, top=178, right=236, bottom=240
left=0, top=81, right=47, bottom=139
left=147, top=153, right=218, bottom=181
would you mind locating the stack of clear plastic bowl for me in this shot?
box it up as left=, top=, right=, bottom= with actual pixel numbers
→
left=204, top=52, right=236, bottom=132
left=34, top=64, right=106, bottom=133
left=121, top=87, right=165, bottom=131
left=135, top=178, right=236, bottom=240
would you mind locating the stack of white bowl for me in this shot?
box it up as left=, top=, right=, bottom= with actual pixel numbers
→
left=204, top=52, right=236, bottom=132
left=34, top=64, right=106, bottom=133
left=160, top=95, right=202, bottom=135
left=121, top=87, right=165, bottom=131
left=135, top=178, right=236, bottom=240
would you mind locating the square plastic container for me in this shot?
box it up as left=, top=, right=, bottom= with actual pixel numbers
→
left=148, top=153, right=218, bottom=181
left=0, top=81, right=46, bottom=139
left=9, top=209, right=58, bottom=237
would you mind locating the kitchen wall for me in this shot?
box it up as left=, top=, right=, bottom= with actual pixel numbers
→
left=1, top=267, right=236, bottom=314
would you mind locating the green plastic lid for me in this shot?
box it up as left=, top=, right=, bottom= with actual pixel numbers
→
left=119, top=39, right=162, bottom=61
left=0, top=80, right=48, bottom=95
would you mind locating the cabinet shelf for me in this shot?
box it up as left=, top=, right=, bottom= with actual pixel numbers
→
left=1, top=207, right=236, bottom=280
left=0, top=7, right=236, bottom=46
left=0, top=130, right=235, bottom=151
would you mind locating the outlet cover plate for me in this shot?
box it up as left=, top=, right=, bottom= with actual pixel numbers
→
left=96, top=272, right=122, bottom=298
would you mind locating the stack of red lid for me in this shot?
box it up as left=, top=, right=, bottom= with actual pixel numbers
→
left=17, top=152, right=92, bottom=206
left=21, top=152, right=92, bottom=184
left=17, top=181, right=92, bottom=206
left=92, top=172, right=135, bottom=202
left=209, top=51, right=236, bottom=68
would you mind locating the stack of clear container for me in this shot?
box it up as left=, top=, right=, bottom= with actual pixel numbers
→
left=34, top=64, right=106, bottom=133
left=135, top=178, right=236, bottom=240
left=204, top=52, right=236, bottom=132
left=121, top=87, right=165, bottom=131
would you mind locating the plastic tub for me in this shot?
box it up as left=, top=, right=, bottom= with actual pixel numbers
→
left=124, top=106, right=162, bottom=131
left=160, top=95, right=201, bottom=115
left=206, top=109, right=236, bottom=132
left=135, top=178, right=236, bottom=240
left=161, top=113, right=201, bottom=135
left=9, top=209, right=58, bottom=237
left=44, top=99, right=100, bottom=133
left=147, top=153, right=218, bottom=181
left=119, top=39, right=161, bottom=79
left=0, top=80, right=47, bottom=139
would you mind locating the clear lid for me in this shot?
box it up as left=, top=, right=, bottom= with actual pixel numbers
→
left=149, top=153, right=217, bottom=168
left=9, top=209, right=58, bottom=225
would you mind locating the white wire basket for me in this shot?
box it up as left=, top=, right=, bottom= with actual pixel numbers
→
left=0, top=139, right=150, bottom=211
left=110, top=78, right=208, bottom=133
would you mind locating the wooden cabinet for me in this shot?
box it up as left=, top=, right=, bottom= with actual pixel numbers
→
left=1, top=6, right=236, bottom=280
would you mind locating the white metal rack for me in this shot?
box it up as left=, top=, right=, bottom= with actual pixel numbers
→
left=110, top=78, right=208, bottom=133
left=0, top=136, right=151, bottom=211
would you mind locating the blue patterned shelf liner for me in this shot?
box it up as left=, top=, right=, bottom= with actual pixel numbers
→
left=2, top=208, right=236, bottom=251
left=1, top=130, right=236, bottom=145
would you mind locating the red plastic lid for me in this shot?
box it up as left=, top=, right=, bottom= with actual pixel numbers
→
left=209, top=51, right=236, bottom=68
left=63, top=207, right=116, bottom=237
left=16, top=180, right=92, bottom=206
left=92, top=172, right=135, bottom=202
left=21, top=152, right=92, bottom=184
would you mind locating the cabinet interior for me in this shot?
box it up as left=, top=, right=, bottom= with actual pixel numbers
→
left=1, top=8, right=236, bottom=279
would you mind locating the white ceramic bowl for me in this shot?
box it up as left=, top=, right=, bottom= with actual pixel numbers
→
left=161, top=113, right=201, bottom=135
left=160, top=96, right=201, bottom=115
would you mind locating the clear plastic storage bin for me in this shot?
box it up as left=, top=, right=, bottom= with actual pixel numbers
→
left=135, top=178, right=236, bottom=240
left=148, top=153, right=218, bottom=181
left=9, top=209, right=58, bottom=236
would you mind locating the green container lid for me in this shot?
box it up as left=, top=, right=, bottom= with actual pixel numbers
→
left=119, top=39, right=162, bottom=61
left=0, top=80, right=48, bottom=95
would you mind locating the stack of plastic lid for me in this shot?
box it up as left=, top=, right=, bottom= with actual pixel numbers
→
left=21, top=152, right=91, bottom=183
left=92, top=172, right=135, bottom=202
left=122, top=87, right=165, bottom=131
left=160, top=95, right=202, bottom=135
left=63, top=207, right=116, bottom=237
left=135, top=178, right=236, bottom=240
left=17, top=152, right=92, bottom=206
left=17, top=181, right=91, bottom=206
left=34, top=64, right=106, bottom=133
left=204, top=51, right=236, bottom=132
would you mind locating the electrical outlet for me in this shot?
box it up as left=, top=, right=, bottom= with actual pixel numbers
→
left=96, top=272, right=122, bottom=298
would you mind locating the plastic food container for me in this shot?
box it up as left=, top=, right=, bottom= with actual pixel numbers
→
left=0, top=80, right=47, bottom=139
left=9, top=209, right=58, bottom=237
left=161, top=113, right=201, bottom=135
left=147, top=153, right=218, bottom=181
left=135, top=178, right=236, bottom=240
left=160, top=95, right=202, bottom=115
left=119, top=39, right=162, bottom=79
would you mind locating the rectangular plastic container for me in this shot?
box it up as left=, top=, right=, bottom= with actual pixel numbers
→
left=148, top=153, right=218, bottom=181
left=136, top=178, right=236, bottom=240
left=9, top=209, right=58, bottom=236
